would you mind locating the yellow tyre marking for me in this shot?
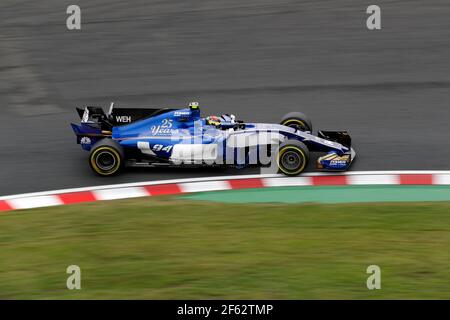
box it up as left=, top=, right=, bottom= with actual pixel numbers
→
left=282, top=119, right=306, bottom=129
left=277, top=146, right=307, bottom=175
left=90, top=146, right=121, bottom=176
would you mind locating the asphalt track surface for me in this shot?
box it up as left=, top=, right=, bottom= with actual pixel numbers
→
left=1, top=0, right=450, bottom=196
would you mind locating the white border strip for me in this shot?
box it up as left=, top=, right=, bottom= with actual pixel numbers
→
left=3, top=171, right=450, bottom=201
left=1, top=171, right=450, bottom=212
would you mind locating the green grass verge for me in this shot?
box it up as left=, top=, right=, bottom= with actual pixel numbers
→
left=182, top=185, right=450, bottom=204
left=1, top=198, right=450, bottom=299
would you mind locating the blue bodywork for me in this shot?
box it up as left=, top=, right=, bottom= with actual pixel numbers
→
left=71, top=106, right=355, bottom=171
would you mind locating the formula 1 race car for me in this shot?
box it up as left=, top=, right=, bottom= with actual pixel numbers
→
left=71, top=102, right=356, bottom=176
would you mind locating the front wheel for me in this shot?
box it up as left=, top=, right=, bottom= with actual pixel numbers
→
left=277, top=140, right=309, bottom=176
left=89, top=139, right=124, bottom=176
left=280, top=112, right=313, bottom=132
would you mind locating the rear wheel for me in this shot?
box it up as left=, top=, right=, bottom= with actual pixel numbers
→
left=89, top=139, right=124, bottom=176
left=280, top=112, right=313, bottom=132
left=277, top=140, right=309, bottom=176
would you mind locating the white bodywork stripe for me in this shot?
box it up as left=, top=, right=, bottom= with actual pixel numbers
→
left=171, top=144, right=218, bottom=161
left=137, top=141, right=156, bottom=156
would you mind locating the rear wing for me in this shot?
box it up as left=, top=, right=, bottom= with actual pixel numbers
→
left=76, top=104, right=176, bottom=130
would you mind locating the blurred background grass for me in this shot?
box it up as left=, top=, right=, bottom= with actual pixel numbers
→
left=1, top=198, right=450, bottom=299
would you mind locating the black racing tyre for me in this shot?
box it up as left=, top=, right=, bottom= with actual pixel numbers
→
left=277, top=140, right=310, bottom=176
left=89, top=139, right=124, bottom=176
left=280, top=112, right=313, bottom=132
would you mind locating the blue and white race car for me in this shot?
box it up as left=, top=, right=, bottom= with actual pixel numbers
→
left=71, top=102, right=356, bottom=176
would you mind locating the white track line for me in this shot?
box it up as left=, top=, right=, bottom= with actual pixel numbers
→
left=263, top=177, right=312, bottom=187
left=347, top=174, right=399, bottom=185
left=6, top=195, right=63, bottom=210
left=433, top=174, right=450, bottom=185
left=92, top=187, right=150, bottom=201
left=179, top=181, right=232, bottom=193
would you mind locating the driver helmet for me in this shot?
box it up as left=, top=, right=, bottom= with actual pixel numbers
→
left=206, top=115, right=221, bottom=126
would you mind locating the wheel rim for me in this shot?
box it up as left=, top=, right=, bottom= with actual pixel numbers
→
left=280, top=150, right=302, bottom=171
left=95, top=151, right=116, bottom=171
